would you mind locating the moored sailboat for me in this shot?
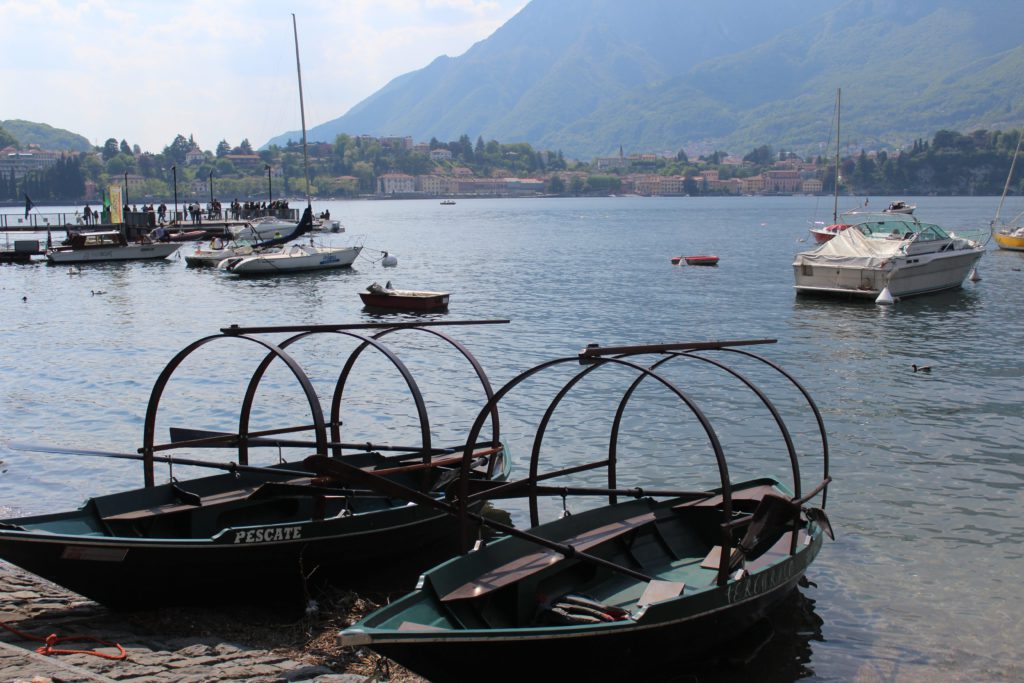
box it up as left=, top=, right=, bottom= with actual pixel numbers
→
left=991, top=133, right=1024, bottom=251
left=807, top=89, right=846, bottom=245
left=220, top=15, right=362, bottom=276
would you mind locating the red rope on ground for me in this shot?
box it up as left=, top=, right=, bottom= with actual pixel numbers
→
left=0, top=620, right=127, bottom=660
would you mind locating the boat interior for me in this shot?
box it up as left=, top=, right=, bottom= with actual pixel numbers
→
left=0, top=448, right=503, bottom=541
left=377, top=478, right=810, bottom=631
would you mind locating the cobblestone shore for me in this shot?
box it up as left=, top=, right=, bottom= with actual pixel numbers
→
left=0, top=563, right=372, bottom=683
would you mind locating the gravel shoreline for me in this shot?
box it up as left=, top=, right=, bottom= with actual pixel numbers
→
left=0, top=562, right=425, bottom=682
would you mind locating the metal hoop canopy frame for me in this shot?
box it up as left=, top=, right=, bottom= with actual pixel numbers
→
left=454, top=338, right=831, bottom=586
left=138, top=320, right=509, bottom=487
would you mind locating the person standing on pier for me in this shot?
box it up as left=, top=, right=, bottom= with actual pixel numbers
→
left=83, top=204, right=92, bottom=225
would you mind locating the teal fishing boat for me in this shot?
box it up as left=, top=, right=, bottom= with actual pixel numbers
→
left=336, top=339, right=833, bottom=682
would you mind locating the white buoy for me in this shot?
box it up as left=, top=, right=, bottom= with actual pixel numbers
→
left=969, top=267, right=980, bottom=282
left=875, top=286, right=894, bottom=305
left=381, top=251, right=398, bottom=267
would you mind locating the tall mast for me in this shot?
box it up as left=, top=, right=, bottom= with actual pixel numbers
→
left=292, top=13, right=312, bottom=210
left=833, top=88, right=841, bottom=223
left=994, top=132, right=1022, bottom=226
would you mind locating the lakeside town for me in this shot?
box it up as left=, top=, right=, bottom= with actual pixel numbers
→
left=2, top=126, right=1022, bottom=207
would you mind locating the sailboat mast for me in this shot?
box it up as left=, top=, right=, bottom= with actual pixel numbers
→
left=833, top=88, right=841, bottom=223
left=292, top=13, right=312, bottom=210
left=994, top=132, right=1022, bottom=226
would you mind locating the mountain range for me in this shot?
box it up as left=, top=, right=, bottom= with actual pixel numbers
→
left=266, top=0, right=1024, bottom=160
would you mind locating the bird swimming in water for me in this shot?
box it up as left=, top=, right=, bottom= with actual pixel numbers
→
left=912, top=364, right=932, bottom=373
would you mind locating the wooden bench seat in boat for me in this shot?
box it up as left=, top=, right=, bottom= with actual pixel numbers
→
left=441, top=510, right=658, bottom=603
left=100, top=484, right=271, bottom=521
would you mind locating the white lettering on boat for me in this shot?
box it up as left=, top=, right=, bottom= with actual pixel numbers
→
left=233, top=526, right=303, bottom=544
left=725, top=549, right=812, bottom=604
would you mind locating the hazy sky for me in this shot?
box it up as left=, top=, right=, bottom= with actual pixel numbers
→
left=1, top=0, right=529, bottom=153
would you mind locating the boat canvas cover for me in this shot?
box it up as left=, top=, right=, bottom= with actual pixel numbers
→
left=795, top=225, right=902, bottom=269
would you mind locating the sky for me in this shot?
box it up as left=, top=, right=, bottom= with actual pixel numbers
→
left=0, top=0, right=530, bottom=153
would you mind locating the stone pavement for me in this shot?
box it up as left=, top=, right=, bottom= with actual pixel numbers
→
left=0, top=563, right=370, bottom=683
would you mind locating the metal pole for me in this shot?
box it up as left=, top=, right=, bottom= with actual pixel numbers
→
left=123, top=171, right=129, bottom=224
left=172, top=165, right=178, bottom=225
left=266, top=165, right=272, bottom=209
left=209, top=170, right=214, bottom=216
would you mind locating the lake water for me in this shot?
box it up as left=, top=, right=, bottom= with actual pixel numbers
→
left=1, top=196, right=1022, bottom=681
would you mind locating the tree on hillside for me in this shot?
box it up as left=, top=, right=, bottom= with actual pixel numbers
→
left=119, top=140, right=132, bottom=155
left=216, top=140, right=231, bottom=157
left=743, top=145, right=773, bottom=165
left=164, top=134, right=191, bottom=164
left=239, top=139, right=253, bottom=155
left=0, top=125, right=17, bottom=149
left=102, top=138, right=119, bottom=161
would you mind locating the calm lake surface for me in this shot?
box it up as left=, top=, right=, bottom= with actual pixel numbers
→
left=1, top=195, right=1022, bottom=681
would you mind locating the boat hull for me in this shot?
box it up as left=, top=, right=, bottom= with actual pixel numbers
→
left=220, top=245, right=361, bottom=275
left=993, top=230, right=1024, bottom=251
left=184, top=245, right=256, bottom=267
left=359, top=291, right=450, bottom=311
left=794, top=247, right=983, bottom=298
left=46, top=242, right=180, bottom=264
left=342, top=483, right=825, bottom=682
left=357, top=572, right=811, bottom=682
left=683, top=255, right=719, bottom=266
left=0, top=463, right=500, bottom=609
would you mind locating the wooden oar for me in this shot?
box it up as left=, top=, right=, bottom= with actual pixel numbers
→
left=7, top=441, right=313, bottom=478
left=303, top=454, right=654, bottom=584
left=460, top=479, right=712, bottom=502
left=8, top=440, right=493, bottom=492
left=167, top=427, right=492, bottom=462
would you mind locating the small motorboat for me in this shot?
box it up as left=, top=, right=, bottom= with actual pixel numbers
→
left=683, top=255, right=719, bottom=266
left=671, top=255, right=719, bottom=266
left=883, top=200, right=915, bottom=215
left=150, top=227, right=208, bottom=243
left=45, top=230, right=180, bottom=264
left=808, top=223, right=851, bottom=243
left=440, top=200, right=456, bottom=206
left=338, top=338, right=833, bottom=682
left=360, top=282, right=450, bottom=312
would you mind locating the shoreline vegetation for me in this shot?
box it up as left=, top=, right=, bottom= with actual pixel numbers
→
left=2, top=126, right=1022, bottom=206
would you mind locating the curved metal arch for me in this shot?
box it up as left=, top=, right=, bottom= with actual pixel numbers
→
left=714, top=347, right=831, bottom=508
left=236, top=329, right=431, bottom=467
left=140, top=333, right=325, bottom=488
left=457, top=355, right=732, bottom=538
left=625, top=349, right=804, bottom=499
left=327, top=326, right=501, bottom=460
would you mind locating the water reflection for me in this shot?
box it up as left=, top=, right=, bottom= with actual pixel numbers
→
left=659, top=588, right=824, bottom=683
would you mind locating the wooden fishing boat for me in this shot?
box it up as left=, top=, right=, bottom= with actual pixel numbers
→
left=338, top=338, right=833, bottom=681
left=360, top=282, right=450, bottom=311
left=0, top=319, right=511, bottom=609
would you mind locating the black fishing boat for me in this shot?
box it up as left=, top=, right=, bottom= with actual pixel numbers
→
left=336, top=339, right=833, bottom=682
left=1, top=320, right=510, bottom=609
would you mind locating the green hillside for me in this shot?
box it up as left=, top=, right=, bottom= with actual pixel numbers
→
left=267, top=0, right=1024, bottom=160
left=1, top=119, right=92, bottom=153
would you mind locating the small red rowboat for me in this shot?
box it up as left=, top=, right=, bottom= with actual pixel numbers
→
left=683, top=255, right=719, bottom=266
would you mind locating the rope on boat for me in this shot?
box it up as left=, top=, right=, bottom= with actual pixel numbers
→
left=359, top=247, right=394, bottom=265
left=0, top=620, right=127, bottom=660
